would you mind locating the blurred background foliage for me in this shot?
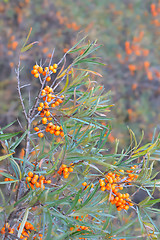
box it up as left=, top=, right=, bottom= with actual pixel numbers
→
left=0, top=0, right=160, bottom=147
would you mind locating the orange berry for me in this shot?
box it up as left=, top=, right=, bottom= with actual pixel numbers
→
left=9, top=228, right=14, bottom=234
left=1, top=227, right=5, bottom=234
left=42, top=117, right=47, bottom=124
left=58, top=98, right=63, bottom=103
left=61, top=164, right=67, bottom=169
left=30, top=224, right=34, bottom=230
left=33, top=174, right=39, bottom=180
left=36, top=182, right=40, bottom=188
left=44, top=102, right=49, bottom=107
left=55, top=126, right=60, bottom=131
left=100, top=181, right=105, bottom=187
left=40, top=176, right=45, bottom=180
left=31, top=178, right=37, bottom=184
left=34, top=73, right=39, bottom=78
left=48, top=122, right=53, bottom=127
left=45, top=111, right=50, bottom=117
left=38, top=67, right=43, bottom=73
left=53, top=69, right=57, bottom=73
left=125, top=193, right=129, bottom=198
left=42, top=71, right=46, bottom=76
left=46, top=76, right=51, bottom=82
left=63, top=167, right=68, bottom=173
left=47, top=93, right=52, bottom=98
left=30, top=183, right=35, bottom=189
left=31, top=69, right=38, bottom=75
left=68, top=167, right=73, bottom=172
left=38, top=132, right=44, bottom=138
left=70, top=227, right=74, bottom=231
left=46, top=127, right=50, bottom=132
left=39, top=102, right=44, bottom=108
left=37, top=107, right=42, bottom=111
left=46, top=180, right=51, bottom=184
left=4, top=178, right=9, bottom=181
left=33, top=65, right=39, bottom=70
left=144, top=61, right=150, bottom=69
left=50, top=129, right=55, bottom=134
left=25, top=222, right=30, bottom=230
left=55, top=101, right=59, bottom=106
left=49, top=88, right=53, bottom=93
left=51, top=103, right=56, bottom=108
left=47, top=117, right=53, bottom=121
left=55, top=130, right=60, bottom=136
left=60, top=132, right=64, bottom=137
left=53, top=63, right=58, bottom=69
left=117, top=207, right=122, bottom=211
left=26, top=177, right=31, bottom=182
left=28, top=172, right=33, bottom=178
left=63, top=173, right=69, bottom=178
left=47, top=98, right=51, bottom=102
left=49, top=66, right=54, bottom=71
left=82, top=182, right=87, bottom=186
left=101, top=186, right=106, bottom=191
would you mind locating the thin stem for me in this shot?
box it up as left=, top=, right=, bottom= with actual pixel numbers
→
left=16, top=60, right=28, bottom=122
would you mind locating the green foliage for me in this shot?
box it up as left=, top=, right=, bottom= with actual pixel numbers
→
left=0, top=39, right=160, bottom=240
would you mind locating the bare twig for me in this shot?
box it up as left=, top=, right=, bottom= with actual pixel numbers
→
left=19, top=83, right=31, bottom=89
left=16, top=60, right=28, bottom=121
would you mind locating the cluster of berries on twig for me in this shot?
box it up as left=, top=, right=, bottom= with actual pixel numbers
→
left=99, top=165, right=138, bottom=211
left=34, top=84, right=64, bottom=138
left=26, top=171, right=51, bottom=190
left=57, top=163, right=74, bottom=178
left=31, top=63, right=57, bottom=80
left=0, top=223, right=14, bottom=235
left=17, top=222, right=42, bottom=240
left=70, top=214, right=90, bottom=240
left=82, top=182, right=94, bottom=190
left=4, top=177, right=14, bottom=182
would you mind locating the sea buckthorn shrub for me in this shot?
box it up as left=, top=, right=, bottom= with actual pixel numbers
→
left=0, top=38, right=160, bottom=240
left=2, top=0, right=160, bottom=150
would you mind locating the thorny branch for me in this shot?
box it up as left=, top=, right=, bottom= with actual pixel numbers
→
left=16, top=60, right=28, bottom=122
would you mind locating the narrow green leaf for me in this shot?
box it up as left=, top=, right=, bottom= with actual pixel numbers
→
left=21, top=42, right=38, bottom=53
left=0, top=131, right=21, bottom=141
left=10, top=130, right=28, bottom=150
left=139, top=196, right=151, bottom=206
left=18, top=208, right=29, bottom=237
left=66, top=189, right=82, bottom=214
left=45, top=210, right=52, bottom=240
left=10, top=158, right=22, bottom=180
left=0, top=152, right=14, bottom=162
left=0, top=120, right=16, bottom=132
left=22, top=27, right=32, bottom=49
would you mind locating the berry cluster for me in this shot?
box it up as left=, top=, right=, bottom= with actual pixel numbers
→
left=34, top=85, right=64, bottom=138
left=57, top=163, right=74, bottom=178
left=70, top=221, right=89, bottom=240
left=82, top=182, right=94, bottom=190
left=99, top=166, right=138, bottom=211
left=4, top=177, right=14, bottom=181
left=0, top=223, right=14, bottom=235
left=73, top=214, right=88, bottom=222
left=31, top=64, right=57, bottom=80
left=17, top=222, right=42, bottom=240
left=113, top=238, right=126, bottom=240
left=126, top=165, right=139, bottom=184
left=26, top=171, right=51, bottom=190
